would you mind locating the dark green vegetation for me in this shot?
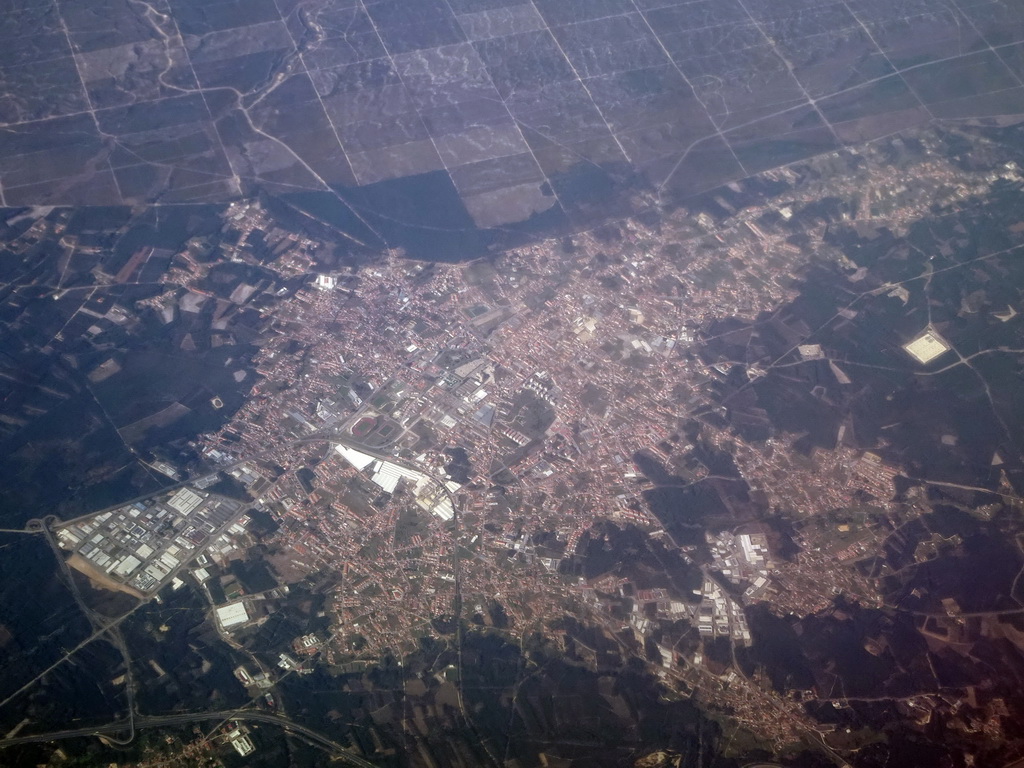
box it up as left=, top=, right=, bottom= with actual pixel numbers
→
left=0, top=535, right=122, bottom=736
left=698, top=125, right=1024, bottom=495
left=0, top=202, right=380, bottom=527
left=2, top=0, right=1024, bottom=758
left=0, top=206, right=258, bottom=525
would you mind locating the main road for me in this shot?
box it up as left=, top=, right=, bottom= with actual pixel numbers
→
left=0, top=710, right=377, bottom=766
left=1, top=430, right=457, bottom=765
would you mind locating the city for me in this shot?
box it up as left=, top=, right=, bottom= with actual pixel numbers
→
left=1, top=121, right=1023, bottom=766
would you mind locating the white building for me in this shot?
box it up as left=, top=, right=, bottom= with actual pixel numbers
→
left=216, top=601, right=250, bottom=629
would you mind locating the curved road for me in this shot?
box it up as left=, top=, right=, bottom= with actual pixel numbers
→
left=3, top=433, right=441, bottom=765
left=0, top=710, right=377, bottom=767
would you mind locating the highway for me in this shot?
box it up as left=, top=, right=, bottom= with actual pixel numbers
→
left=1, top=432, right=444, bottom=764
left=0, top=433, right=431, bottom=762
left=34, top=516, right=138, bottom=745
left=0, top=710, right=378, bottom=766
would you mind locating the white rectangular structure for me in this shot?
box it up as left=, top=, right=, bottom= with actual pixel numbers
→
left=432, top=499, right=455, bottom=521
left=335, top=444, right=375, bottom=470
left=112, top=555, right=141, bottom=577
left=167, top=487, right=203, bottom=515
left=370, top=460, right=426, bottom=493
left=216, top=602, right=250, bottom=628
left=903, top=330, right=951, bottom=364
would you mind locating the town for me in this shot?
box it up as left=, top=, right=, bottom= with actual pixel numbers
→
left=33, top=126, right=1024, bottom=757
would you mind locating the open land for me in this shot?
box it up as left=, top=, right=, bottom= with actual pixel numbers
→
left=2, top=0, right=1024, bottom=244
left=3, top=1, right=1024, bottom=766
left=2, top=118, right=1024, bottom=766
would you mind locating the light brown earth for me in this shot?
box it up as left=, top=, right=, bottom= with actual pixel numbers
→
left=67, top=554, right=146, bottom=599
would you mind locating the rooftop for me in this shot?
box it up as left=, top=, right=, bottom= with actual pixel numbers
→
left=903, top=329, right=951, bottom=364
left=216, top=602, right=250, bottom=628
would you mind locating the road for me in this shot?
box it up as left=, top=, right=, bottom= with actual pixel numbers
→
left=316, top=438, right=511, bottom=766
left=16, top=427, right=393, bottom=534
left=2, top=433, right=450, bottom=763
left=35, top=516, right=138, bottom=744
left=0, top=432, right=437, bottom=761
left=0, top=710, right=377, bottom=766
left=51, top=429, right=346, bottom=530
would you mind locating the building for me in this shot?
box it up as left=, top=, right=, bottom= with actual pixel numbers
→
left=903, top=329, right=951, bottom=364
left=216, top=601, right=250, bottom=629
